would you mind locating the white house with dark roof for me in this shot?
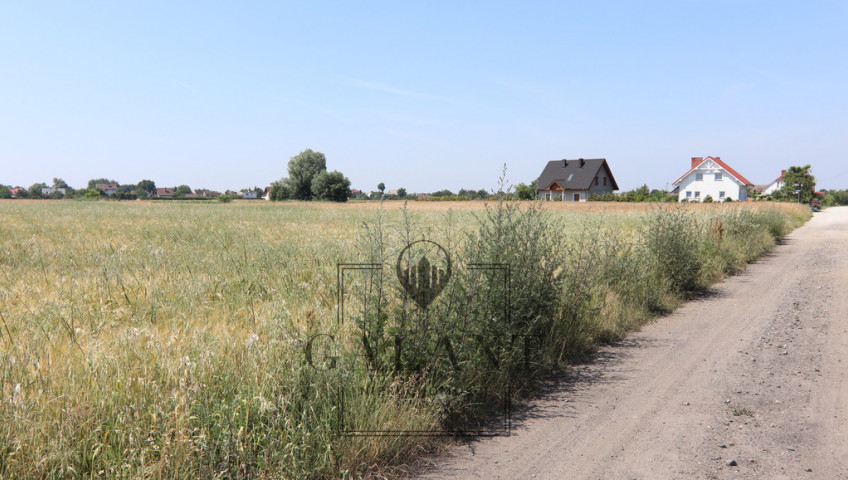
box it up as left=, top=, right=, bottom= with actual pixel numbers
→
left=672, top=156, right=753, bottom=202
left=535, top=158, right=619, bottom=201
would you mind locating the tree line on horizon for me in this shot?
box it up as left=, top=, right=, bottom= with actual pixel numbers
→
left=0, top=177, right=266, bottom=201
left=2, top=160, right=842, bottom=206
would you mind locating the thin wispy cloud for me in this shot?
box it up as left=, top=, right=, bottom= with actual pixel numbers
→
left=343, top=78, right=456, bottom=103
left=369, top=110, right=439, bottom=127
left=317, top=108, right=421, bottom=140
left=377, top=127, right=420, bottom=140
left=743, top=66, right=787, bottom=84
left=489, top=75, right=562, bottom=100
left=721, top=81, right=758, bottom=96
left=176, top=80, right=196, bottom=92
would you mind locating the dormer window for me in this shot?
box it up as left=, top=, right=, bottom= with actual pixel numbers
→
left=695, top=173, right=704, bottom=181
left=715, top=173, right=722, bottom=181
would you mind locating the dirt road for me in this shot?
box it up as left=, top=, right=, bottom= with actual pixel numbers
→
left=412, top=206, right=848, bottom=479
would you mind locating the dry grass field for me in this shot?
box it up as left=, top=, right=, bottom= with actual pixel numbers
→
left=0, top=199, right=810, bottom=479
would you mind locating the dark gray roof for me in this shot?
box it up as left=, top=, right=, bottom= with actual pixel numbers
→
left=535, top=158, right=619, bottom=191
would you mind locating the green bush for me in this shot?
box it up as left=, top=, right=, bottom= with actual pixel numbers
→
left=752, top=208, right=790, bottom=240
left=643, top=207, right=704, bottom=295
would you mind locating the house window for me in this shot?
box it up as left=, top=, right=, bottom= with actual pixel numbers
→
left=719, top=191, right=726, bottom=199
left=695, top=173, right=704, bottom=181
left=686, top=191, right=692, bottom=198
left=695, top=191, right=701, bottom=198
left=603, top=177, right=607, bottom=186
left=594, top=177, right=599, bottom=186
left=573, top=193, right=580, bottom=201
left=568, top=174, right=574, bottom=181
left=715, top=173, right=723, bottom=181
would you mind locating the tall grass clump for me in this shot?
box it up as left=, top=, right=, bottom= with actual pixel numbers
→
left=463, top=197, right=564, bottom=384
left=643, top=207, right=705, bottom=296
left=552, top=216, right=657, bottom=354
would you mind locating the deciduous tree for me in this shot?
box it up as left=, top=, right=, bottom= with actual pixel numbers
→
left=175, top=185, right=192, bottom=197
left=137, top=179, right=156, bottom=196
left=287, top=149, right=327, bottom=200
left=312, top=171, right=351, bottom=202
left=777, top=165, right=816, bottom=204
left=269, top=179, right=291, bottom=201
left=515, top=183, right=534, bottom=200
left=29, top=182, right=46, bottom=199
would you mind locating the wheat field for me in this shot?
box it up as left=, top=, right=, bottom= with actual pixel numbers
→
left=0, top=199, right=810, bottom=479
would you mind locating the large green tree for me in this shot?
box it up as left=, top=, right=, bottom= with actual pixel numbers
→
left=0, top=186, right=11, bottom=199
left=175, top=185, right=192, bottom=197
left=777, top=165, right=816, bottom=203
left=269, top=179, right=291, bottom=201
left=29, top=182, right=47, bottom=199
left=137, top=179, right=156, bottom=196
left=311, top=171, right=351, bottom=202
left=287, top=149, right=327, bottom=200
left=515, top=183, right=534, bottom=200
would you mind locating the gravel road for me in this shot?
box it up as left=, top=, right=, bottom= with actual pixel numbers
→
left=412, top=206, right=848, bottom=479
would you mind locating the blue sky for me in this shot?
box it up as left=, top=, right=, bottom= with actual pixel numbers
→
left=2, top=1, right=847, bottom=193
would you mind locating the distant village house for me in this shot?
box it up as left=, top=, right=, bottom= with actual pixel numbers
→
left=95, top=183, right=118, bottom=196
left=761, top=170, right=786, bottom=196
left=41, top=187, right=67, bottom=196
left=194, top=189, right=221, bottom=198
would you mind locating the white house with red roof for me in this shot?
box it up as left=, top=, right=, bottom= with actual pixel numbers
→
left=761, top=170, right=786, bottom=196
left=672, top=156, right=753, bottom=202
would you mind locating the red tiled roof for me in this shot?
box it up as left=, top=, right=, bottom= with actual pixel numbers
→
left=672, top=156, right=753, bottom=186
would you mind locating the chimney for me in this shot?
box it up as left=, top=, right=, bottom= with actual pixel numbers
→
left=579, top=158, right=585, bottom=167
left=562, top=159, right=567, bottom=167
left=691, top=157, right=703, bottom=169
left=781, top=169, right=787, bottom=177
